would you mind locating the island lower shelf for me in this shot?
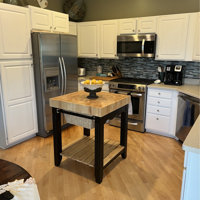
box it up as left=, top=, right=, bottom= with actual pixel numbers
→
left=61, top=136, right=124, bottom=168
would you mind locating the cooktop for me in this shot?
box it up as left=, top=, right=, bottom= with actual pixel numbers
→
left=110, top=77, right=155, bottom=85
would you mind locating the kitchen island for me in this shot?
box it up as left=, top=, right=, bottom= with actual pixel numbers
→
left=49, top=91, right=130, bottom=183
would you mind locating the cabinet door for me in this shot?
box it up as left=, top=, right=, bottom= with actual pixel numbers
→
left=29, top=6, right=52, bottom=32
left=193, top=13, right=200, bottom=61
left=137, top=16, right=157, bottom=33
left=0, top=61, right=38, bottom=144
left=0, top=4, right=31, bottom=59
left=118, top=18, right=137, bottom=34
left=69, top=21, right=77, bottom=35
left=52, top=12, right=69, bottom=33
left=78, top=22, right=99, bottom=58
left=156, top=14, right=189, bottom=60
left=100, top=20, right=118, bottom=58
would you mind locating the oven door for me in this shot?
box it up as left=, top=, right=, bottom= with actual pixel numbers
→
left=111, top=90, right=145, bottom=120
left=129, top=92, right=145, bottom=120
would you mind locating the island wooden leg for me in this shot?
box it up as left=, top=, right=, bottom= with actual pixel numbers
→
left=83, top=128, right=90, bottom=136
left=95, top=117, right=104, bottom=184
left=52, top=108, right=62, bottom=166
left=120, top=105, right=128, bottom=159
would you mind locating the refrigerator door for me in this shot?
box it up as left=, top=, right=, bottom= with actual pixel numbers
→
left=32, top=33, right=64, bottom=137
left=60, top=35, right=78, bottom=94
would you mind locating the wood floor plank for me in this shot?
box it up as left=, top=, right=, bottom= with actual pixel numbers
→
left=0, top=125, right=184, bottom=200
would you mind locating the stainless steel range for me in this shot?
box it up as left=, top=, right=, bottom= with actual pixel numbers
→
left=109, top=78, right=154, bottom=132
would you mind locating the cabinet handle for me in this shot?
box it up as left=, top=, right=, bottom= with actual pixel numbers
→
left=156, top=118, right=159, bottom=120
left=54, top=27, right=56, bottom=30
left=96, top=54, right=98, bottom=57
left=138, top=29, right=140, bottom=32
left=133, top=29, right=135, bottom=32
left=156, top=55, right=159, bottom=58
left=50, top=26, right=52, bottom=29
left=157, top=101, right=160, bottom=104
left=157, top=109, right=159, bottom=112
left=158, top=92, right=161, bottom=95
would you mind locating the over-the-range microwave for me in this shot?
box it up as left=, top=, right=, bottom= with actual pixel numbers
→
left=117, top=33, right=157, bottom=58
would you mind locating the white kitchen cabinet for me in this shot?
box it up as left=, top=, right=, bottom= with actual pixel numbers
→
left=155, top=13, right=189, bottom=60
left=100, top=20, right=118, bottom=58
left=118, top=18, right=137, bottom=34
left=192, top=13, right=200, bottom=61
left=69, top=21, right=77, bottom=35
left=145, top=88, right=178, bottom=138
left=29, top=6, right=69, bottom=33
left=78, top=22, right=100, bottom=58
left=137, top=16, right=157, bottom=33
left=0, top=60, right=38, bottom=147
left=0, top=3, right=32, bottom=59
left=181, top=151, right=200, bottom=200
left=118, top=17, right=157, bottom=34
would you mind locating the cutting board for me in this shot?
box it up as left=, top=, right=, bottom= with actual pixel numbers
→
left=90, top=76, right=119, bottom=81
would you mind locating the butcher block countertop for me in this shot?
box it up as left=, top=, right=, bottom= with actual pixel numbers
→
left=148, top=83, right=200, bottom=99
left=49, top=91, right=130, bottom=117
left=183, top=115, right=200, bottom=154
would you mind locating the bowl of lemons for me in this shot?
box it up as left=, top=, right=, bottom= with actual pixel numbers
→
left=81, top=79, right=105, bottom=99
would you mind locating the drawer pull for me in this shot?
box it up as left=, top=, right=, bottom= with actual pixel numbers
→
left=158, top=92, right=161, bottom=95
left=157, top=101, right=160, bottom=104
left=157, top=109, right=159, bottom=112
left=156, top=118, right=159, bottom=120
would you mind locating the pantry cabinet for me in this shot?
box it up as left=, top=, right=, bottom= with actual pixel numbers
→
left=155, top=13, right=189, bottom=60
left=100, top=20, right=118, bottom=58
left=145, top=88, right=178, bottom=137
left=78, top=22, right=100, bottom=58
left=0, top=3, right=32, bottom=59
left=192, top=13, right=200, bottom=61
left=0, top=61, right=38, bottom=147
left=29, top=6, right=69, bottom=33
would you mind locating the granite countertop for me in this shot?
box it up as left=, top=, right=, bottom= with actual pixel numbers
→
left=148, top=83, right=200, bottom=99
left=183, top=115, right=200, bottom=154
left=49, top=91, right=130, bottom=117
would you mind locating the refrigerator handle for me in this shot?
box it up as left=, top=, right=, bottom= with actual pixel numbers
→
left=61, top=57, right=67, bottom=94
left=58, top=57, right=64, bottom=95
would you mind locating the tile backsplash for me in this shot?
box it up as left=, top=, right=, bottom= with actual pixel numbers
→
left=78, top=58, right=200, bottom=80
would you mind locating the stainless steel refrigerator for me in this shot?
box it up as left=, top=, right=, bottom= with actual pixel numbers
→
left=31, top=32, right=78, bottom=137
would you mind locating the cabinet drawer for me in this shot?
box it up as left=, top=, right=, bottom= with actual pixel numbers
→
left=147, top=105, right=171, bottom=116
left=145, top=113, right=170, bottom=133
left=148, top=89, right=172, bottom=99
left=148, top=97, right=171, bottom=107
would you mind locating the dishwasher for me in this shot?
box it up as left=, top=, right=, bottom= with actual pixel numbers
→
left=176, top=93, right=200, bottom=142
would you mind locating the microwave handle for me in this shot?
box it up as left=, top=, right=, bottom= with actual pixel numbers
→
left=142, top=39, right=145, bottom=55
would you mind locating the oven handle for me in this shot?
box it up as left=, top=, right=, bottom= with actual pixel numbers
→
left=130, top=92, right=143, bottom=97
left=142, top=39, right=145, bottom=55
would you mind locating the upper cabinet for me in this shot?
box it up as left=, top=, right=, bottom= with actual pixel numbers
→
left=0, top=3, right=32, bottom=59
left=78, top=22, right=100, bottom=58
left=118, top=17, right=157, bottom=34
left=78, top=20, right=118, bottom=58
left=29, top=6, right=69, bottom=33
left=118, top=18, right=137, bottom=34
left=69, top=21, right=77, bottom=35
left=155, top=14, right=189, bottom=60
left=137, top=17, right=157, bottom=33
left=192, top=13, right=200, bottom=61
left=100, top=20, right=118, bottom=58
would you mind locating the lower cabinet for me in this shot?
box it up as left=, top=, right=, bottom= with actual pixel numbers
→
left=0, top=60, right=38, bottom=148
left=181, top=151, right=200, bottom=200
left=145, top=87, right=178, bottom=137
